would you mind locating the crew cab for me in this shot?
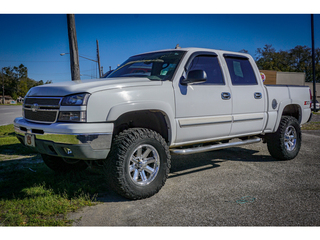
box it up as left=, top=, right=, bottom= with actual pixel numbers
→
left=14, top=47, right=312, bottom=199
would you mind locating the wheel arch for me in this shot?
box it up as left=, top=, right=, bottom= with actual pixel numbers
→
left=273, top=103, right=302, bottom=132
left=106, top=102, right=175, bottom=145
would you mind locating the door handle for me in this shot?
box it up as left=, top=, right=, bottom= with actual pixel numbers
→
left=221, top=92, right=231, bottom=100
left=254, top=92, right=262, bottom=99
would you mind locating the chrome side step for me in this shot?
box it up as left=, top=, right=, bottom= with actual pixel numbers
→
left=170, top=138, right=261, bottom=155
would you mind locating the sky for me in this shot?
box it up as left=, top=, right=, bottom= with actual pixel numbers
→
left=1, top=7, right=320, bottom=83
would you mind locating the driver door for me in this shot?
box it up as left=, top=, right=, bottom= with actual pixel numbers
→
left=173, top=52, right=232, bottom=145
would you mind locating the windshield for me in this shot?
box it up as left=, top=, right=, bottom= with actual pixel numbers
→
left=106, top=50, right=186, bottom=81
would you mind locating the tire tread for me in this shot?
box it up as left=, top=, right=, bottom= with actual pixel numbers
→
left=266, top=116, right=301, bottom=160
left=105, top=128, right=171, bottom=200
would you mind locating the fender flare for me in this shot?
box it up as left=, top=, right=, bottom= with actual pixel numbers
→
left=273, top=100, right=302, bottom=132
left=106, top=101, right=176, bottom=145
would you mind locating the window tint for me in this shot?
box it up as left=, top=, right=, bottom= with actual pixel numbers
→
left=225, top=57, right=257, bottom=85
left=188, top=55, right=224, bottom=85
left=107, top=51, right=185, bottom=81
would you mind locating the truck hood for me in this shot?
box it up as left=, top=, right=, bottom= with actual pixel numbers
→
left=26, top=78, right=162, bottom=97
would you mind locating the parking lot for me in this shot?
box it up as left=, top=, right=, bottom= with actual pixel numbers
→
left=69, top=128, right=320, bottom=226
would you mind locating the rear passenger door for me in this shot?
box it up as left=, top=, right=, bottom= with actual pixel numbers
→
left=174, top=52, right=232, bottom=144
left=223, top=54, right=267, bottom=136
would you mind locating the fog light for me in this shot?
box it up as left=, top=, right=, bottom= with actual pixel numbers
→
left=64, top=148, right=73, bottom=155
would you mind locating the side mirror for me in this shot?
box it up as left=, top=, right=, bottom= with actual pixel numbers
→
left=180, top=70, right=207, bottom=85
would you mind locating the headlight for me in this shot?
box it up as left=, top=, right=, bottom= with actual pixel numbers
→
left=59, top=93, right=90, bottom=122
left=58, top=111, right=86, bottom=122
left=61, top=93, right=90, bottom=106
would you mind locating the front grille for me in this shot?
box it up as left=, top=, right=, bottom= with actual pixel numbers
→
left=24, top=109, right=58, bottom=123
left=24, top=98, right=61, bottom=106
left=23, top=97, right=62, bottom=123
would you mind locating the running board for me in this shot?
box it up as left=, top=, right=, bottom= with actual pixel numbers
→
left=170, top=138, right=261, bottom=155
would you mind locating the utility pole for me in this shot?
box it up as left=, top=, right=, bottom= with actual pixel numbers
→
left=96, top=39, right=102, bottom=78
left=311, top=14, right=317, bottom=112
left=2, top=68, right=4, bottom=104
left=67, top=14, right=80, bottom=81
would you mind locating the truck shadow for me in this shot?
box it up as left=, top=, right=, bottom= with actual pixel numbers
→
left=0, top=156, right=119, bottom=202
left=90, top=146, right=278, bottom=202
left=169, top=147, right=277, bottom=178
left=0, top=146, right=280, bottom=204
left=0, top=143, right=37, bottom=156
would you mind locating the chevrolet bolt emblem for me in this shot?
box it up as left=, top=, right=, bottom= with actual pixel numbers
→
left=31, top=103, right=39, bottom=112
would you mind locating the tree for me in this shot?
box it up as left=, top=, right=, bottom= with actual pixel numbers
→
left=17, top=79, right=29, bottom=98
left=255, top=44, right=285, bottom=71
left=0, top=64, right=52, bottom=100
left=37, top=80, right=53, bottom=85
left=255, top=44, right=320, bottom=82
left=289, top=46, right=312, bottom=80
left=239, top=49, right=248, bottom=53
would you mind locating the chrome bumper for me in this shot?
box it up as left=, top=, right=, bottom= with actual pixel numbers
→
left=14, top=117, right=113, bottom=160
left=14, top=125, right=112, bottom=149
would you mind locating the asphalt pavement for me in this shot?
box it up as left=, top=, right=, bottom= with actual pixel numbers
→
left=68, top=128, right=320, bottom=226
left=0, top=105, right=22, bottom=126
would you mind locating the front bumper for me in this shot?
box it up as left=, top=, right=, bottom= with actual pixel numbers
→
left=14, top=117, right=113, bottom=160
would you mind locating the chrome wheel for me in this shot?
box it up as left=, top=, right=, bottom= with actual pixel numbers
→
left=267, top=116, right=301, bottom=160
left=106, top=128, right=170, bottom=199
left=128, top=144, right=160, bottom=186
left=284, top=125, right=297, bottom=151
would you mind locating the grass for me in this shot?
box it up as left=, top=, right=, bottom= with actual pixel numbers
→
left=0, top=124, right=107, bottom=226
left=301, top=111, right=320, bottom=130
left=0, top=163, right=106, bottom=226
left=0, top=125, right=37, bottom=160
left=0, top=103, right=23, bottom=106
left=301, top=122, right=320, bottom=130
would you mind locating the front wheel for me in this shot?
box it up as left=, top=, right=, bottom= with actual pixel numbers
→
left=266, top=116, right=301, bottom=160
left=105, top=128, right=171, bottom=200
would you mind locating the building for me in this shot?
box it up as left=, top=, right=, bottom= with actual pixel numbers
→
left=259, top=70, right=319, bottom=102
left=0, top=95, right=14, bottom=104
left=259, top=70, right=305, bottom=85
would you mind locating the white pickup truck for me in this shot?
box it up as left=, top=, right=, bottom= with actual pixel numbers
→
left=14, top=47, right=312, bottom=199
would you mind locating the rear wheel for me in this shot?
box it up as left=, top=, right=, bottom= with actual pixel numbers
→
left=105, top=128, right=171, bottom=200
left=41, top=154, right=88, bottom=173
left=266, top=116, right=301, bottom=160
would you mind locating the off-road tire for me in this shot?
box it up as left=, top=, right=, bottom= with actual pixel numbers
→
left=105, top=128, right=171, bottom=200
left=41, top=154, right=88, bottom=173
left=266, top=116, right=301, bottom=160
